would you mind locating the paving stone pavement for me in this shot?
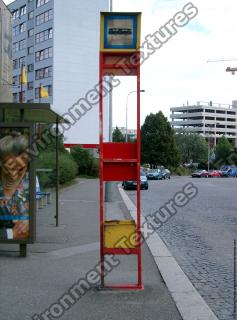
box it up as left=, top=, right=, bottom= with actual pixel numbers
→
left=127, top=176, right=237, bottom=320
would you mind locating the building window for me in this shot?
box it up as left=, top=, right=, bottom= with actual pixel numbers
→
left=12, top=10, right=19, bottom=20
left=28, top=28, right=34, bottom=37
left=36, top=0, right=51, bottom=8
left=13, top=59, right=18, bottom=70
left=19, top=56, right=25, bottom=67
left=28, top=11, right=34, bottom=20
left=27, top=99, right=34, bottom=103
left=13, top=42, right=18, bottom=53
left=19, top=39, right=26, bottom=51
left=13, top=93, right=18, bottom=102
left=35, top=28, right=53, bottom=44
left=27, top=81, right=34, bottom=90
left=20, top=5, right=27, bottom=16
left=35, top=66, right=53, bottom=80
left=13, top=76, right=18, bottom=86
left=19, top=22, right=26, bottom=33
left=35, top=47, right=53, bottom=62
left=28, top=46, right=34, bottom=54
left=35, top=9, right=53, bottom=26
left=13, top=26, right=18, bottom=36
left=28, top=64, right=34, bottom=72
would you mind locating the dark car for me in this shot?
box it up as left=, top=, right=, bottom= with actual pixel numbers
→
left=192, top=170, right=208, bottom=178
left=161, top=169, right=171, bottom=180
left=146, top=169, right=161, bottom=180
left=123, top=171, right=148, bottom=190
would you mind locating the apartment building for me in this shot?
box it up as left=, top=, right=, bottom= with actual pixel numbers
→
left=8, top=0, right=109, bottom=144
left=0, top=0, right=12, bottom=102
left=170, top=101, right=237, bottom=146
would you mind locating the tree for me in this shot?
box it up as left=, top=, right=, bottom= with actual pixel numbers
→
left=112, top=127, right=125, bottom=142
left=71, top=147, right=99, bottom=176
left=141, top=112, right=180, bottom=168
left=175, top=130, right=208, bottom=164
left=215, top=136, right=234, bottom=165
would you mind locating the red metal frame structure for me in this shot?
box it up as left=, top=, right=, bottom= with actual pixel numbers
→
left=99, top=49, right=142, bottom=289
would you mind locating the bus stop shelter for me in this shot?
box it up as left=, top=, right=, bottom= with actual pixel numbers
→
left=0, top=103, right=66, bottom=256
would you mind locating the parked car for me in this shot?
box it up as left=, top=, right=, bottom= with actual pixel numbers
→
left=146, top=169, right=161, bottom=180
left=220, top=165, right=236, bottom=176
left=123, top=171, right=149, bottom=190
left=161, top=169, right=171, bottom=180
left=207, top=170, right=222, bottom=178
left=192, top=170, right=209, bottom=178
left=222, top=167, right=237, bottom=177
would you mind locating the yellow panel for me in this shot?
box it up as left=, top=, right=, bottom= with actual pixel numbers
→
left=104, top=220, right=137, bottom=248
left=100, top=14, right=105, bottom=51
left=136, top=13, right=141, bottom=49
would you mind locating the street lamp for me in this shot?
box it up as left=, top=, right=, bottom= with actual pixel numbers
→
left=125, top=90, right=145, bottom=142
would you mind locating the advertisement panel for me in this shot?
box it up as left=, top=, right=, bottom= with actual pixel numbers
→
left=0, top=124, right=35, bottom=243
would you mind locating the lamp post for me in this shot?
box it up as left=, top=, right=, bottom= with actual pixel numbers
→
left=125, top=90, right=145, bottom=142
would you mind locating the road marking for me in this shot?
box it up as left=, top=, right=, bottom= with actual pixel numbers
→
left=48, top=242, right=99, bottom=258
left=118, top=184, right=219, bottom=320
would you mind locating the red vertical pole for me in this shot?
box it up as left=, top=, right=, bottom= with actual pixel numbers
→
left=99, top=52, right=105, bottom=287
left=137, top=53, right=142, bottom=288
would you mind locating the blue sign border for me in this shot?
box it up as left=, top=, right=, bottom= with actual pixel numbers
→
left=104, top=15, right=137, bottom=49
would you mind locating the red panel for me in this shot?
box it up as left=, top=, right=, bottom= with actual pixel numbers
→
left=103, top=162, right=137, bottom=181
left=104, top=248, right=138, bottom=255
left=102, top=52, right=139, bottom=76
left=102, top=68, right=137, bottom=76
left=103, top=142, right=137, bottom=160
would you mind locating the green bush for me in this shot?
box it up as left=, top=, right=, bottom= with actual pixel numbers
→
left=71, top=147, right=99, bottom=177
left=173, top=167, right=192, bottom=176
left=36, top=151, right=78, bottom=188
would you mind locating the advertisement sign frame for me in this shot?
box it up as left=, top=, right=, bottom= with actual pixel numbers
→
left=100, top=12, right=141, bottom=52
left=0, top=123, right=36, bottom=245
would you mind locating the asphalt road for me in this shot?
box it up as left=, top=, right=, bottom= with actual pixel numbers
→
left=126, top=176, right=237, bottom=320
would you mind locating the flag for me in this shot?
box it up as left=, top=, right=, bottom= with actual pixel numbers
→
left=40, top=84, right=49, bottom=98
left=21, top=65, right=27, bottom=84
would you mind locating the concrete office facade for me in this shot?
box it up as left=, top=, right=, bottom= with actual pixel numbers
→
left=0, top=0, right=12, bottom=102
left=170, top=101, right=237, bottom=147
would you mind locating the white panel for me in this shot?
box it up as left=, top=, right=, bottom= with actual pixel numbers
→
left=53, top=0, right=109, bottom=145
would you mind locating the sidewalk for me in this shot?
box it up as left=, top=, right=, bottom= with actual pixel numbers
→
left=0, top=179, right=182, bottom=320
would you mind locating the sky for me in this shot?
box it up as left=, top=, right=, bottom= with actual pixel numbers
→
left=4, top=0, right=237, bottom=130
left=111, top=0, right=237, bottom=129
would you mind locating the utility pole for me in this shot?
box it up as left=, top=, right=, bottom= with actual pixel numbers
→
left=104, top=0, right=113, bottom=202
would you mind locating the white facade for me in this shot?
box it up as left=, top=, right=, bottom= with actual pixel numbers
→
left=170, top=101, right=237, bottom=147
left=53, top=0, right=109, bottom=145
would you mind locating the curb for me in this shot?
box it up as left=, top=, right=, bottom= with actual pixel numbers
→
left=118, top=184, right=219, bottom=320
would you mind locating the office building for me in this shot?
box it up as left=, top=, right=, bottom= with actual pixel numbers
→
left=170, top=101, right=237, bottom=147
left=0, top=0, right=12, bottom=102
